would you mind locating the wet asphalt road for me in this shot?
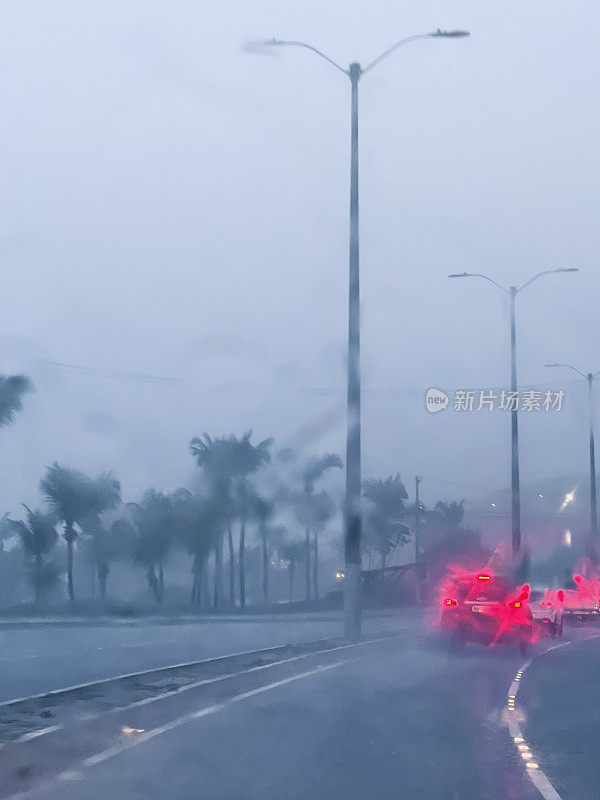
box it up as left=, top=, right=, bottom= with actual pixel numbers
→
left=3, top=619, right=598, bottom=800
left=519, top=631, right=600, bottom=800
left=0, top=612, right=415, bottom=703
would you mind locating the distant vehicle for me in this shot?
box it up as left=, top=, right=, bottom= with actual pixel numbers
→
left=529, top=588, right=564, bottom=637
left=437, top=567, right=534, bottom=654
left=561, top=573, right=600, bottom=621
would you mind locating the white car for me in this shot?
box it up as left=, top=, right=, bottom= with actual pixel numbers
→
left=529, top=588, right=564, bottom=637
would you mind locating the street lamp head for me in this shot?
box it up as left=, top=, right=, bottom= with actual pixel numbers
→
left=242, top=38, right=285, bottom=54
left=557, top=267, right=578, bottom=273
left=431, top=29, right=471, bottom=38
left=448, top=272, right=471, bottom=278
left=544, top=364, right=562, bottom=368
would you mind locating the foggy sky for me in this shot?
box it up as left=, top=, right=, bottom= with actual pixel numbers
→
left=1, top=0, right=597, bottom=516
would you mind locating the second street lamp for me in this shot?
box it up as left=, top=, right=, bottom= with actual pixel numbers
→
left=252, top=29, right=469, bottom=640
left=544, top=362, right=600, bottom=545
left=448, top=268, right=578, bottom=556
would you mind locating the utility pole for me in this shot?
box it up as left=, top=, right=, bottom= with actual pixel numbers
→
left=587, top=373, right=597, bottom=541
left=414, top=475, right=422, bottom=563
left=545, top=362, right=598, bottom=545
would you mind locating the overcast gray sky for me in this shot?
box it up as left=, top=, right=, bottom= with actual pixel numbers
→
left=1, top=0, right=597, bottom=514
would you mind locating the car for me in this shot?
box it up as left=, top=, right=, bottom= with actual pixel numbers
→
left=529, top=588, right=564, bottom=637
left=561, top=573, right=600, bottom=620
left=438, top=568, right=534, bottom=654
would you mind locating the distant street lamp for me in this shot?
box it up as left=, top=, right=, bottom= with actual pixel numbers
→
left=544, top=362, right=600, bottom=544
left=448, top=268, right=578, bottom=555
left=251, top=29, right=470, bottom=640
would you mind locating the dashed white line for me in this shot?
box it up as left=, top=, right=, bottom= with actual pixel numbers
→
left=0, top=642, right=319, bottom=709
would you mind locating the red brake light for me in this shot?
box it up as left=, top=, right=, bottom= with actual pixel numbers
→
left=444, top=598, right=458, bottom=607
left=477, top=573, right=491, bottom=581
left=557, top=590, right=565, bottom=603
left=509, top=600, right=521, bottom=608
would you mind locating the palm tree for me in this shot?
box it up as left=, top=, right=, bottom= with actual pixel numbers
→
left=363, top=474, right=410, bottom=573
left=190, top=431, right=273, bottom=609
left=434, top=500, right=465, bottom=527
left=279, top=540, right=306, bottom=603
left=309, top=490, right=336, bottom=601
left=126, top=489, right=174, bottom=604
left=300, top=454, right=342, bottom=601
left=81, top=512, right=133, bottom=600
left=40, top=463, right=120, bottom=601
left=171, top=489, right=222, bottom=607
left=190, top=433, right=236, bottom=607
left=0, top=375, right=33, bottom=428
left=7, top=506, right=58, bottom=604
left=253, top=494, right=274, bottom=606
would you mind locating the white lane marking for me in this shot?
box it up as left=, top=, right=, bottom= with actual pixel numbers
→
left=506, top=644, right=574, bottom=800
left=0, top=642, right=313, bottom=708
left=16, top=726, right=61, bottom=742
left=2, top=663, right=346, bottom=800
left=81, top=660, right=343, bottom=767
left=2, top=637, right=389, bottom=747
left=528, top=769, right=563, bottom=800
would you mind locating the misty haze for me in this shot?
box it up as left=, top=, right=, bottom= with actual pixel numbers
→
left=0, top=2, right=599, bottom=800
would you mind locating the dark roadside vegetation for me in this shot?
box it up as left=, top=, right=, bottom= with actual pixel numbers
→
left=0, top=377, right=586, bottom=619
left=0, top=374, right=486, bottom=618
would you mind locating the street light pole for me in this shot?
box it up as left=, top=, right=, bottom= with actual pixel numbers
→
left=509, top=286, right=521, bottom=555
left=544, top=362, right=599, bottom=543
left=449, top=268, right=578, bottom=556
left=250, top=28, right=469, bottom=641
left=345, top=61, right=362, bottom=639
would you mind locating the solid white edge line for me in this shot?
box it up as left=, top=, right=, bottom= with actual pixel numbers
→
left=0, top=644, right=296, bottom=708
left=0, top=628, right=418, bottom=710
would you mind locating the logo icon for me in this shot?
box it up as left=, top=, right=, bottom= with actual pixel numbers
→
left=425, top=388, right=449, bottom=413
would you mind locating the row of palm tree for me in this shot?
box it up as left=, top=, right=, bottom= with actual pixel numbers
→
left=1, top=432, right=348, bottom=608
left=0, top=370, right=469, bottom=608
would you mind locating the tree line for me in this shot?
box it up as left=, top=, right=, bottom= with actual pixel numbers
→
left=0, top=375, right=476, bottom=609
left=2, top=432, right=348, bottom=608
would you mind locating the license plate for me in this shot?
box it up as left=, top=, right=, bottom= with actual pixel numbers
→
left=472, top=604, right=492, bottom=614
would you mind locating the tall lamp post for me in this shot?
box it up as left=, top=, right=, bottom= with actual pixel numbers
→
left=544, top=362, right=599, bottom=544
left=448, top=268, right=578, bottom=556
left=251, top=29, right=470, bottom=640
left=251, top=29, right=470, bottom=639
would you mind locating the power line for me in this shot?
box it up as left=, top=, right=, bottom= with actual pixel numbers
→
left=37, top=360, right=181, bottom=385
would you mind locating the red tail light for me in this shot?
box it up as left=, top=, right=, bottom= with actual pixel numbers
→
left=477, top=573, right=492, bottom=581
left=508, top=600, right=522, bottom=609
left=444, top=598, right=458, bottom=607
left=557, top=590, right=565, bottom=603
